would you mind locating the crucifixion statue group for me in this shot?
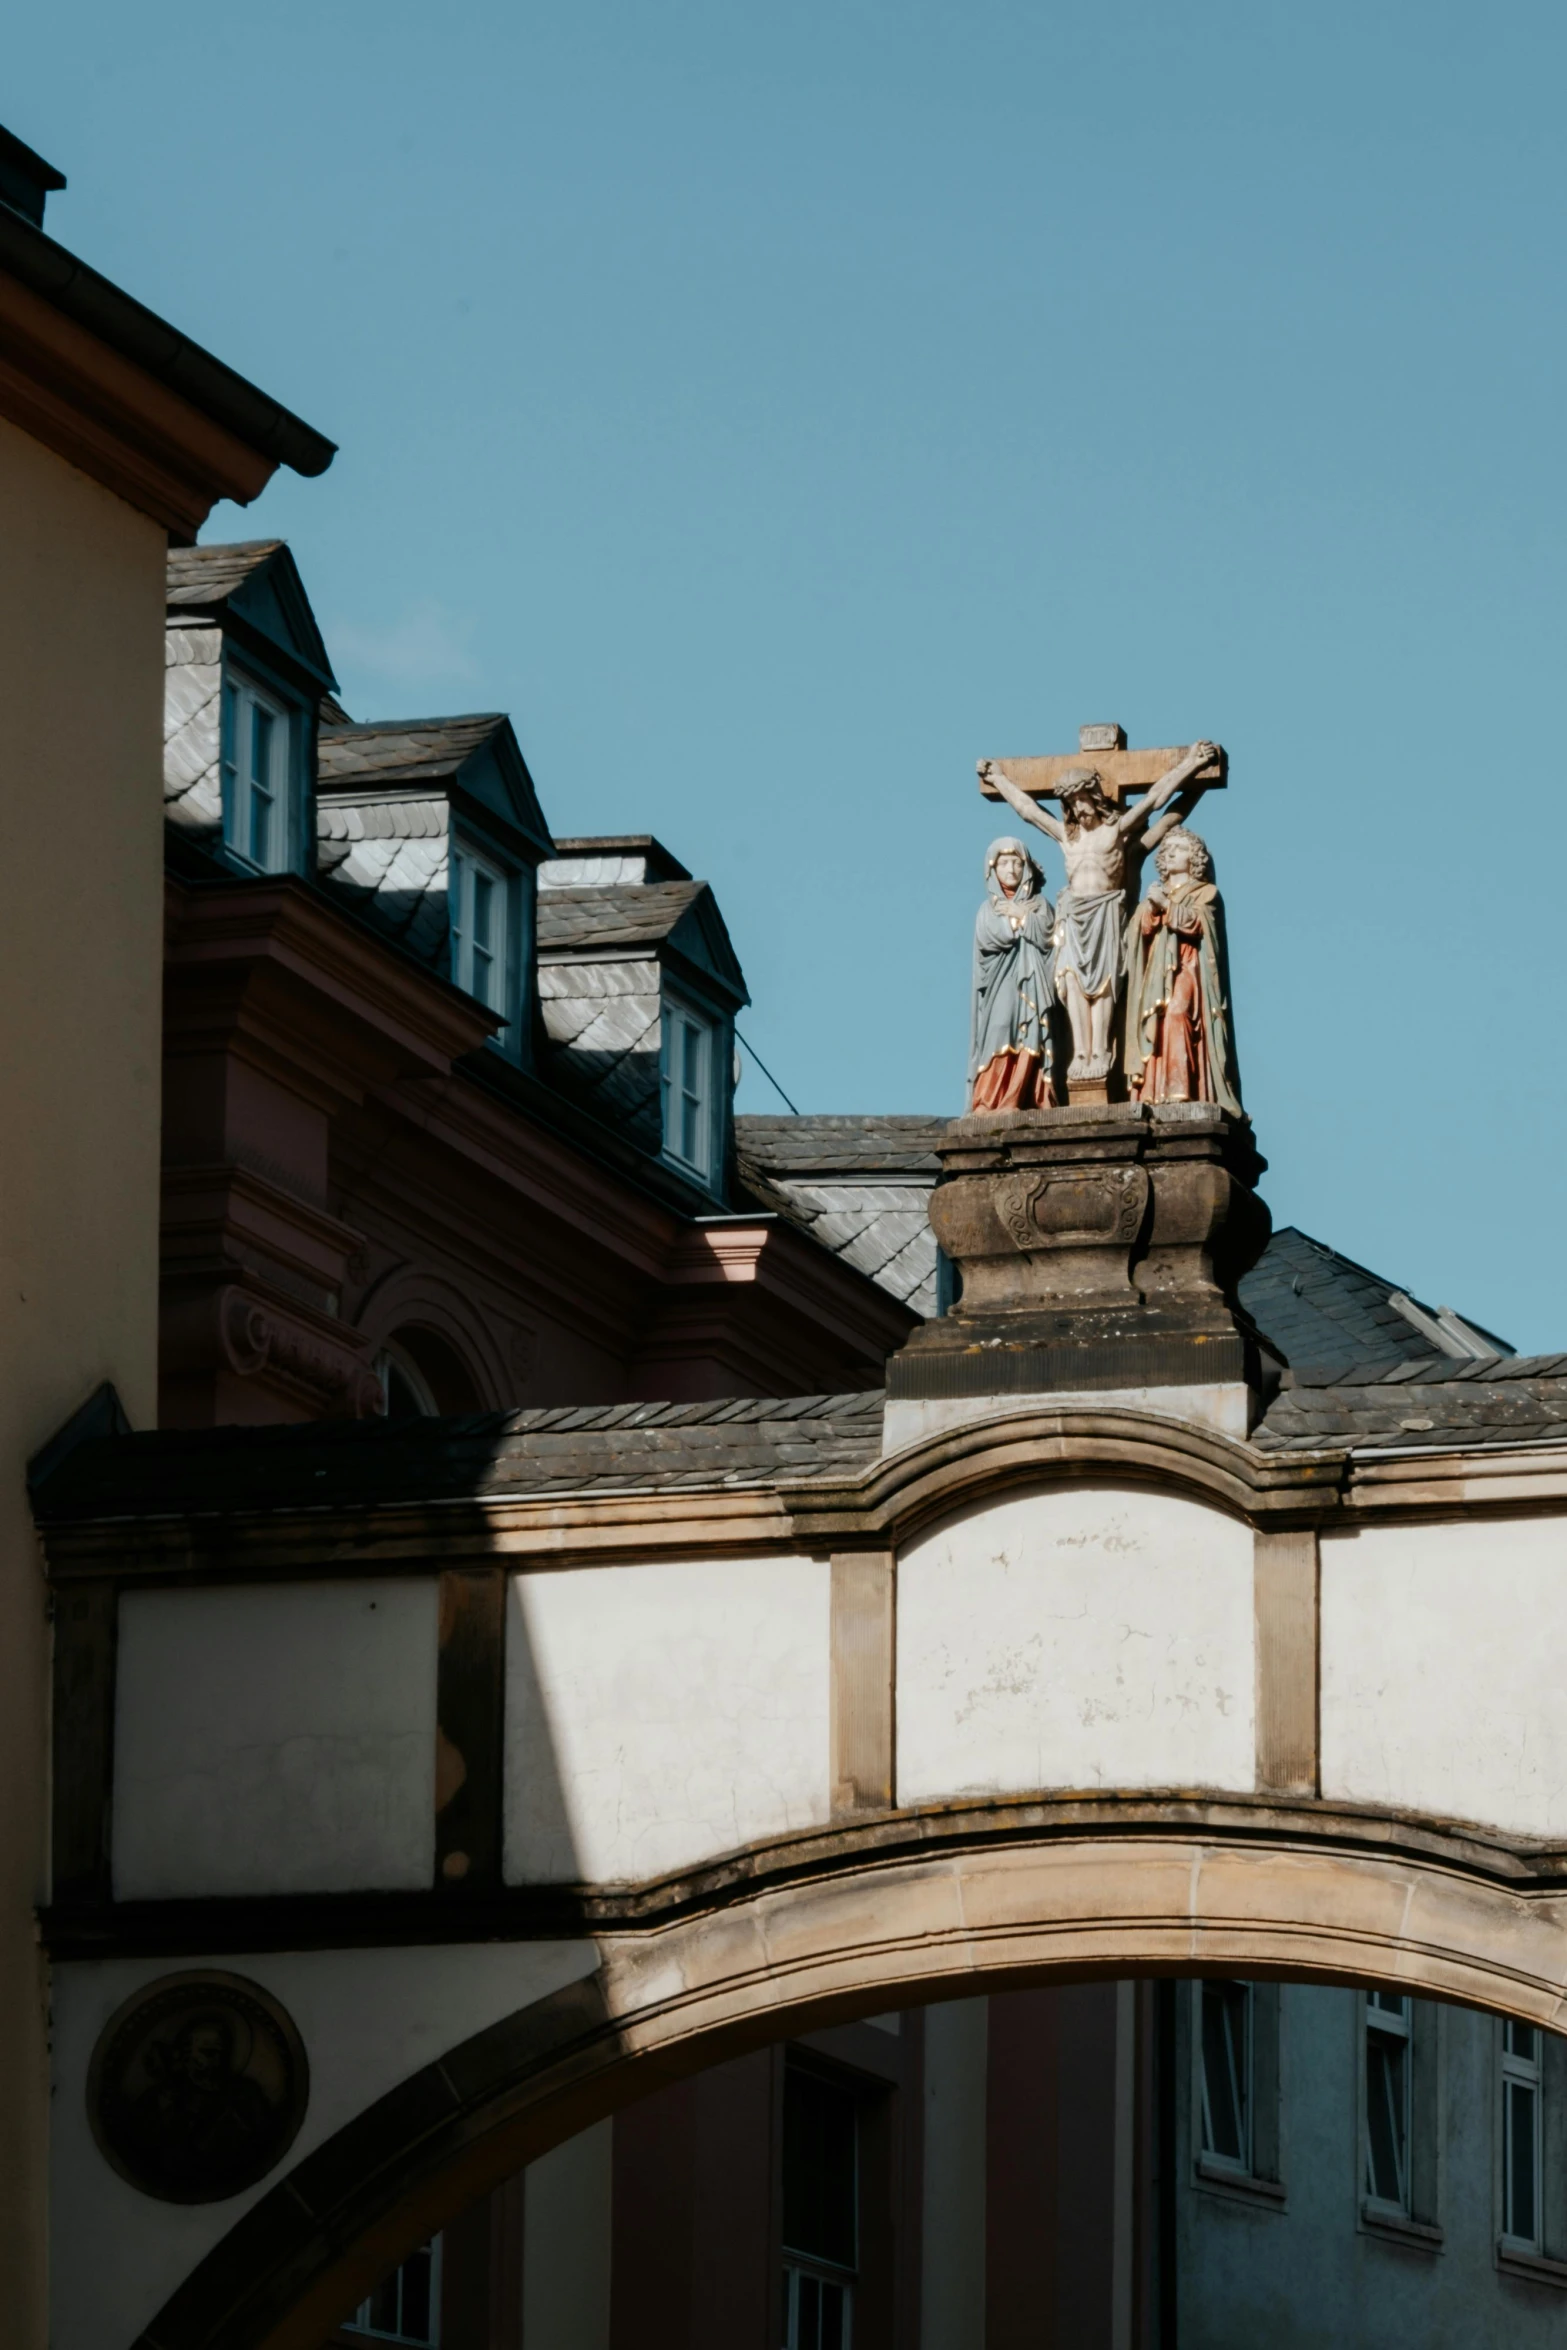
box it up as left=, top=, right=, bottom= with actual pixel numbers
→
left=968, top=728, right=1242, bottom=1117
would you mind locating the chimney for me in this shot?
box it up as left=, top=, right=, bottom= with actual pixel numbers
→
left=0, top=124, right=66, bottom=230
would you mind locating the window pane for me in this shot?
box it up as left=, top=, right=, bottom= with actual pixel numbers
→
left=365, top=2272, right=401, bottom=2331
left=248, top=782, right=272, bottom=868
left=1505, top=2020, right=1540, bottom=2064
left=472, top=869, right=493, bottom=952
left=400, top=2243, right=433, bottom=2342
left=1507, top=2078, right=1540, bottom=2243
left=799, top=2274, right=820, bottom=2350
left=249, top=702, right=273, bottom=785
left=1366, top=2030, right=1409, bottom=2207
left=821, top=2279, right=846, bottom=2350
left=782, top=2071, right=857, bottom=2269
left=1200, top=1980, right=1249, bottom=2166
left=664, top=1009, right=710, bottom=1171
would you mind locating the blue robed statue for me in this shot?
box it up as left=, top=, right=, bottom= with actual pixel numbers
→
left=969, top=837, right=1057, bottom=1112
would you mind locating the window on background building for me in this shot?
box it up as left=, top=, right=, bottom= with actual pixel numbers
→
left=450, top=842, right=513, bottom=1042
left=1365, top=1991, right=1413, bottom=2213
left=782, top=2067, right=857, bottom=2350
left=221, top=667, right=298, bottom=873
left=661, top=997, right=716, bottom=1180
left=343, top=2237, right=440, bottom=2345
left=1502, top=2018, right=1544, bottom=2252
left=1200, top=1979, right=1253, bottom=2172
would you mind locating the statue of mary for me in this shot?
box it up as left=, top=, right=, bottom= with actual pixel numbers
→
left=970, top=837, right=1057, bottom=1112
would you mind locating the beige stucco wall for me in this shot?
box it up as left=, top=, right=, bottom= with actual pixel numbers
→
left=0, top=415, right=166, bottom=2347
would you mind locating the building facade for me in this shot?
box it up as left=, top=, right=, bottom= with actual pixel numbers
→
left=0, top=119, right=333, bottom=2348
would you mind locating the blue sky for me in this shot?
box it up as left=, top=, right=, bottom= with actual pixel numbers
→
left=14, top=3, right=1567, bottom=1344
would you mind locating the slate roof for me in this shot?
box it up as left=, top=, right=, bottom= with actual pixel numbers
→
left=40, top=1348, right=1567, bottom=1527
left=166, top=540, right=284, bottom=608
left=317, top=715, right=514, bottom=790
left=32, top=1392, right=887, bottom=1524
left=736, top=1116, right=948, bottom=1174
left=316, top=793, right=451, bottom=967
left=538, top=882, right=724, bottom=958
left=1255, top=1355, right=1567, bottom=1452
left=537, top=953, right=662, bottom=1146
left=735, top=1118, right=949, bottom=1316
left=1238, top=1226, right=1510, bottom=1380
left=541, top=836, right=692, bottom=886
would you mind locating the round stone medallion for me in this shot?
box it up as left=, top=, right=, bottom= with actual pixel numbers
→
left=87, top=1970, right=309, bottom=2202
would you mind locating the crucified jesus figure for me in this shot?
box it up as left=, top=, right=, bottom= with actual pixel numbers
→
left=976, top=741, right=1217, bottom=1085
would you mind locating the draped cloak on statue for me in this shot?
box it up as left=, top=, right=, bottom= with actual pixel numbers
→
left=1122, top=875, right=1243, bottom=1116
left=970, top=841, right=1057, bottom=1112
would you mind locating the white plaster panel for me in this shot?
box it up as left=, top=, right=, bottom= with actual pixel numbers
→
left=114, top=1580, right=438, bottom=1898
left=504, top=1556, right=831, bottom=1884
left=896, top=1486, right=1255, bottom=1802
left=50, top=1939, right=597, bottom=2350
left=1321, top=1516, right=1567, bottom=1836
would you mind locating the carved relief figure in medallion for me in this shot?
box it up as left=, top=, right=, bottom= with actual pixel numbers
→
left=1123, top=825, right=1242, bottom=1114
left=978, top=742, right=1217, bottom=1085
left=970, top=838, right=1056, bottom=1112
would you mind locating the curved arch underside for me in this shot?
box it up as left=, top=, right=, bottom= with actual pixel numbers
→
left=140, top=1799, right=1567, bottom=2350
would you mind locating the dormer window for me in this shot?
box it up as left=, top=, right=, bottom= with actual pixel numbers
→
left=221, top=666, right=301, bottom=874
left=661, top=994, right=717, bottom=1180
left=451, top=837, right=527, bottom=1058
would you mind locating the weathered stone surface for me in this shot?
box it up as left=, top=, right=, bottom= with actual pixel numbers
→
left=890, top=1102, right=1270, bottom=1399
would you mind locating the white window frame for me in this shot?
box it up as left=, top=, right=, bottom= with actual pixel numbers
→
left=450, top=839, right=515, bottom=1047
left=1364, top=1991, right=1414, bottom=2216
left=342, top=2235, right=441, bottom=2344
left=221, top=663, right=297, bottom=874
left=1199, top=1978, right=1254, bottom=2176
left=781, top=2259, right=853, bottom=2349
left=660, top=993, right=718, bottom=1181
left=1502, top=2017, right=1545, bottom=2254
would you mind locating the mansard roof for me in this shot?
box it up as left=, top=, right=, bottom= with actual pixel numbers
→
left=537, top=881, right=748, bottom=1007
left=317, top=713, right=553, bottom=860
left=166, top=540, right=335, bottom=690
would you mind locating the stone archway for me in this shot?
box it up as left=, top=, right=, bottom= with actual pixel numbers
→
left=135, top=1804, right=1567, bottom=2350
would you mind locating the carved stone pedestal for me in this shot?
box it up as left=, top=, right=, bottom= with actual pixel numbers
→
left=885, top=1104, right=1272, bottom=1443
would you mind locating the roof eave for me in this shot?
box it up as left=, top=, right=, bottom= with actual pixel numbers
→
left=0, top=207, right=334, bottom=537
